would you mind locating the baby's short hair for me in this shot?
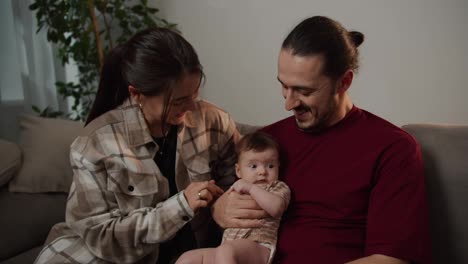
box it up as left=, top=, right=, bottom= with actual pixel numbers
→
left=235, top=131, right=280, bottom=159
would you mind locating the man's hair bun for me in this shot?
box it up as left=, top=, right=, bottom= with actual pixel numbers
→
left=349, top=31, right=364, bottom=47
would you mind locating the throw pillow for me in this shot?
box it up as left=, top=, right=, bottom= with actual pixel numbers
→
left=0, top=139, right=21, bottom=187
left=8, top=115, right=83, bottom=193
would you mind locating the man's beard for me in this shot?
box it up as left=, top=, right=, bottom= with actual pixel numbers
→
left=294, top=100, right=337, bottom=133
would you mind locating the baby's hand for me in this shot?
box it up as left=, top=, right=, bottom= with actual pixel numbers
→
left=230, top=179, right=253, bottom=194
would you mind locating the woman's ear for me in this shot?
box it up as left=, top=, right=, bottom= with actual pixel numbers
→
left=235, top=163, right=242, bottom=179
left=128, top=85, right=140, bottom=104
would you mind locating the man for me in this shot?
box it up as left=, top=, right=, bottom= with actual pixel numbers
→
left=213, top=16, right=431, bottom=263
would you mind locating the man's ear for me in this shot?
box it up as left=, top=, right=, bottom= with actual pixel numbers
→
left=235, top=163, right=242, bottom=179
left=337, top=70, right=354, bottom=94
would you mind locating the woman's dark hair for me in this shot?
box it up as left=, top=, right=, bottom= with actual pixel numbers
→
left=282, top=16, right=364, bottom=80
left=86, top=27, right=204, bottom=125
left=235, top=131, right=280, bottom=160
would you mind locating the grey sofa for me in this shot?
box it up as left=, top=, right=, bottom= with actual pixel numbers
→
left=402, top=124, right=468, bottom=263
left=0, top=119, right=467, bottom=263
left=0, top=108, right=82, bottom=264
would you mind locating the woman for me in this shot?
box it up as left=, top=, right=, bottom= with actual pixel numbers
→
left=34, top=28, right=239, bottom=264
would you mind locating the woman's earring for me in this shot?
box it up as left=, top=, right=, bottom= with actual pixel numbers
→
left=139, top=103, right=142, bottom=109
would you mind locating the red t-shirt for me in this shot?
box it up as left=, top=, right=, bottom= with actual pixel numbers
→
left=262, top=106, right=431, bottom=264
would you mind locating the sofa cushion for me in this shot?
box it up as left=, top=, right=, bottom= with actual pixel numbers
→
left=0, top=139, right=21, bottom=187
left=0, top=187, right=67, bottom=261
left=0, top=246, right=42, bottom=264
left=8, top=115, right=83, bottom=193
left=235, top=122, right=262, bottom=136
left=403, top=123, right=468, bottom=264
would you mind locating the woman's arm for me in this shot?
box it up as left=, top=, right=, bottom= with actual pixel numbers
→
left=66, top=150, right=195, bottom=264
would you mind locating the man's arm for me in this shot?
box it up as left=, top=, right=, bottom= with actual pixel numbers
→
left=361, top=136, right=430, bottom=263
left=345, top=254, right=409, bottom=264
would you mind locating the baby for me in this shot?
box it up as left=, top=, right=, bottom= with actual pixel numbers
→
left=176, top=131, right=291, bottom=264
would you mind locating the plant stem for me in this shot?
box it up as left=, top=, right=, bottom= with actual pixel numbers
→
left=102, top=1, right=114, bottom=50
left=88, top=0, right=104, bottom=69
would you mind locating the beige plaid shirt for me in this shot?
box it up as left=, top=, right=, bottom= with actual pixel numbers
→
left=222, top=181, right=290, bottom=249
left=34, top=99, right=238, bottom=264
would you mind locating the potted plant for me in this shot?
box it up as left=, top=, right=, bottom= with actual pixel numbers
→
left=30, top=0, right=177, bottom=121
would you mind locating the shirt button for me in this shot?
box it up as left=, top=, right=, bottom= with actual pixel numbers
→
left=128, top=185, right=134, bottom=192
left=182, top=215, right=189, bottom=221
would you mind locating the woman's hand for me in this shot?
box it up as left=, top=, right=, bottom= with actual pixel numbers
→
left=184, top=180, right=224, bottom=212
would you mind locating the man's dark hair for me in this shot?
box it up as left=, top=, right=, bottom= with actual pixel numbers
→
left=282, top=16, right=365, bottom=79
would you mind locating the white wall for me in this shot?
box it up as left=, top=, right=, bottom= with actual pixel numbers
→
left=156, top=0, right=468, bottom=126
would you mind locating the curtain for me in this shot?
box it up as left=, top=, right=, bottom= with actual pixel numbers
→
left=0, top=0, right=67, bottom=113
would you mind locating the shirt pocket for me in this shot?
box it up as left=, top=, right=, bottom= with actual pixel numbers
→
left=183, top=141, right=218, bottom=183
left=107, top=169, right=160, bottom=196
left=106, top=169, right=164, bottom=214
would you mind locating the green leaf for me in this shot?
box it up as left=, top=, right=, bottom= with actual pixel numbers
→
left=32, top=105, right=41, bottom=113
left=30, top=0, right=177, bottom=121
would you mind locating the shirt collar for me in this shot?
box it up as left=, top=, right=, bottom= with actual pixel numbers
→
left=119, top=98, right=202, bottom=147
left=120, top=99, right=153, bottom=147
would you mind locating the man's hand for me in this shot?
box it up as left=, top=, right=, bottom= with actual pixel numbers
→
left=211, top=190, right=268, bottom=229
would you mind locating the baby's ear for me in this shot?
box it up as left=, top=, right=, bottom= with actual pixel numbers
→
left=235, top=163, right=242, bottom=179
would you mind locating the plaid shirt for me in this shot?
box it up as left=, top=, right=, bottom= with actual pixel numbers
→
left=222, top=181, right=290, bottom=249
left=34, top=99, right=239, bottom=264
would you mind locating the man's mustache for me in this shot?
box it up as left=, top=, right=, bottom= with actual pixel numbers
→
left=293, top=105, right=310, bottom=112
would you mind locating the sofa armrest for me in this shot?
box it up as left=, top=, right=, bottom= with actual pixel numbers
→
left=403, top=123, right=468, bottom=263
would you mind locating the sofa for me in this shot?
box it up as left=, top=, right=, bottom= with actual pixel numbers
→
left=0, top=114, right=467, bottom=264
left=0, top=114, right=83, bottom=264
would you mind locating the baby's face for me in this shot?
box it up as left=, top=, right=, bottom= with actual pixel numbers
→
left=235, top=148, right=279, bottom=185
